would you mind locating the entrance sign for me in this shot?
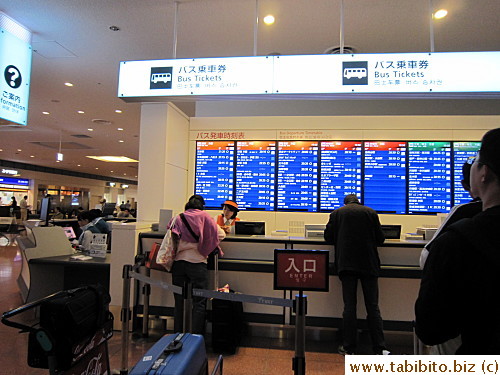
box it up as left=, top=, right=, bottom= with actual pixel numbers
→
left=118, top=52, right=500, bottom=100
left=0, top=17, right=32, bottom=125
left=274, top=249, right=329, bottom=292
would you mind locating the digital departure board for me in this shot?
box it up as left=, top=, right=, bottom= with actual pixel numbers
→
left=453, top=141, right=481, bottom=206
left=320, top=141, right=362, bottom=211
left=408, top=142, right=451, bottom=214
left=363, top=142, right=407, bottom=214
left=195, top=141, right=234, bottom=208
left=236, top=141, right=276, bottom=210
left=277, top=141, right=319, bottom=211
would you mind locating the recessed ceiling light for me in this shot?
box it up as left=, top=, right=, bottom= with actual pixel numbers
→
left=86, top=156, right=139, bottom=162
left=64, top=82, right=74, bottom=87
left=88, top=128, right=94, bottom=131
left=30, top=155, right=34, bottom=158
left=110, top=170, right=114, bottom=173
left=95, top=167, right=99, bottom=170
left=78, top=110, right=85, bottom=114
left=263, top=15, right=275, bottom=25
left=119, top=140, right=124, bottom=143
left=77, top=164, right=81, bottom=167
left=115, top=109, right=123, bottom=113
left=17, top=149, right=22, bottom=152
left=0, top=149, right=3, bottom=152
left=123, top=173, right=127, bottom=176
left=42, top=111, right=50, bottom=115
left=117, top=128, right=124, bottom=131
left=434, top=9, right=448, bottom=19
left=56, top=160, right=60, bottom=163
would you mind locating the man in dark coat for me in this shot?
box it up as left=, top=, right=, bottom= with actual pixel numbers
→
left=415, top=128, right=500, bottom=354
left=324, top=194, right=387, bottom=355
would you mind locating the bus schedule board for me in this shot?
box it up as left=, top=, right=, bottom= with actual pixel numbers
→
left=363, top=141, right=407, bottom=214
left=195, top=141, right=234, bottom=208
left=408, top=142, right=451, bottom=214
left=453, top=142, right=481, bottom=206
left=320, top=141, right=362, bottom=211
left=274, top=249, right=329, bottom=292
left=236, top=141, right=276, bottom=211
left=277, top=141, right=318, bottom=212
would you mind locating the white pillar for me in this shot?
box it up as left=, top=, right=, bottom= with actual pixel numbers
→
left=137, top=102, right=190, bottom=222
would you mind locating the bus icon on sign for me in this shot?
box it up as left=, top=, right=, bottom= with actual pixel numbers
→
left=151, top=72, right=171, bottom=83
left=342, top=61, right=368, bottom=85
left=344, top=68, right=367, bottom=80
left=150, top=67, right=173, bottom=89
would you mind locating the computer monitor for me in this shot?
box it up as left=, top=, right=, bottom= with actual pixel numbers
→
left=39, top=197, right=51, bottom=226
left=62, top=226, right=76, bottom=240
left=235, top=221, right=266, bottom=235
left=101, top=203, right=116, bottom=217
left=381, top=225, right=401, bottom=240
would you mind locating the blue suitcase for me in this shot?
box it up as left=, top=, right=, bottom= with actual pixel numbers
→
left=130, top=333, right=208, bottom=375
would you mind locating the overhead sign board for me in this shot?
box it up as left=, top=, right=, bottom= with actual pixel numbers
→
left=274, top=249, right=329, bottom=292
left=118, top=52, right=500, bottom=100
left=118, top=56, right=273, bottom=98
left=0, top=26, right=32, bottom=125
left=0, top=176, right=29, bottom=189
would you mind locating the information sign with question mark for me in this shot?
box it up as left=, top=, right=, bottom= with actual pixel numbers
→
left=4, top=65, right=22, bottom=89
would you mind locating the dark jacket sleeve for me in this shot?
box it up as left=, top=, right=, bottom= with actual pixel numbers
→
left=372, top=212, right=385, bottom=246
left=324, top=212, right=336, bottom=244
left=415, top=231, right=463, bottom=345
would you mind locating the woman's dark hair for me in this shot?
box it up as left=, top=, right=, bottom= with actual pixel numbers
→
left=222, top=204, right=238, bottom=219
left=77, top=210, right=94, bottom=222
left=185, top=194, right=205, bottom=210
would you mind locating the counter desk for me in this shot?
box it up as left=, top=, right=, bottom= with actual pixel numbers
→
left=137, top=232, right=426, bottom=332
left=17, top=226, right=110, bottom=303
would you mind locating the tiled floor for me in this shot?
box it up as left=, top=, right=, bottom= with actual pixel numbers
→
left=0, top=239, right=413, bottom=375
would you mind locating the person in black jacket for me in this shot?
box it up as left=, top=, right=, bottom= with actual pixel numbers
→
left=415, top=128, right=500, bottom=354
left=324, top=194, right=387, bottom=355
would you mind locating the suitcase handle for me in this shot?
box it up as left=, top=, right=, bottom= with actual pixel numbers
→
left=163, top=333, right=184, bottom=353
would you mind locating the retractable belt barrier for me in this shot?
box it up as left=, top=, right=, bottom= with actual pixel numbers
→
left=120, top=264, right=302, bottom=375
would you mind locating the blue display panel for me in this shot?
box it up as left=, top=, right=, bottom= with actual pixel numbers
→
left=195, top=141, right=234, bottom=208
left=453, top=141, right=481, bottom=206
left=236, top=141, right=276, bottom=210
left=277, top=141, right=318, bottom=211
left=408, top=142, right=452, bottom=214
left=320, top=141, right=362, bottom=211
left=363, top=141, right=407, bottom=214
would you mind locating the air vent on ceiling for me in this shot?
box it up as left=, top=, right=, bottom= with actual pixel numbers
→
left=0, top=124, right=32, bottom=131
left=324, top=46, right=356, bottom=54
left=71, top=134, right=92, bottom=139
left=30, top=141, right=93, bottom=150
left=92, top=119, right=113, bottom=125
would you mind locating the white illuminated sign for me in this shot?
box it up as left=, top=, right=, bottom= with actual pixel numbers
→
left=0, top=26, right=32, bottom=125
left=118, top=52, right=500, bottom=100
left=1, top=168, right=18, bottom=175
left=118, top=56, right=273, bottom=98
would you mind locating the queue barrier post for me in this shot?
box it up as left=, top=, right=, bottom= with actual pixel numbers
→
left=120, top=264, right=132, bottom=375
left=183, top=281, right=193, bottom=333
left=292, top=291, right=307, bottom=375
left=141, top=267, right=151, bottom=338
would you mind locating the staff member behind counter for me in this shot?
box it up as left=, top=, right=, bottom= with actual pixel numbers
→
left=215, top=200, right=240, bottom=234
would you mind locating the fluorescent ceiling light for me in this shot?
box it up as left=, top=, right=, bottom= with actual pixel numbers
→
left=86, top=156, right=139, bottom=162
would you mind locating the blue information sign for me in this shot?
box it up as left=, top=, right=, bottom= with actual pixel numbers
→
left=363, top=141, right=407, bottom=214
left=195, top=141, right=234, bottom=208
left=408, top=142, right=451, bottom=213
left=236, top=141, right=276, bottom=210
left=320, top=141, right=362, bottom=211
left=277, top=141, right=318, bottom=211
left=453, top=141, right=481, bottom=206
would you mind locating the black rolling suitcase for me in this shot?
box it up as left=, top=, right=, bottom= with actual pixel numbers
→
left=129, top=333, right=208, bottom=375
left=211, top=254, right=244, bottom=354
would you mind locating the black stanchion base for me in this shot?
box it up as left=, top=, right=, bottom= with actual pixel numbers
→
left=292, top=356, right=305, bottom=375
